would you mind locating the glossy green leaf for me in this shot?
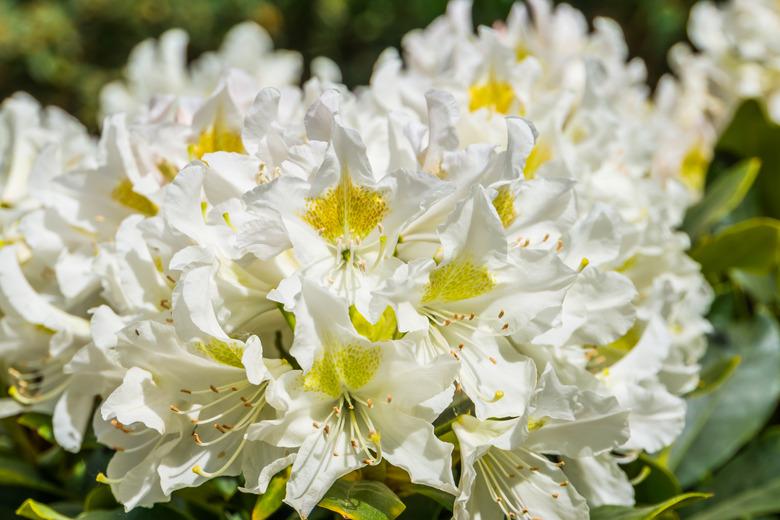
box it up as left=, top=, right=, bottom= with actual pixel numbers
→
left=252, top=469, right=289, bottom=520
left=590, top=492, right=711, bottom=520
left=683, top=158, right=761, bottom=239
left=16, top=499, right=72, bottom=520
left=318, top=479, right=406, bottom=520
left=690, top=218, right=780, bottom=277
left=685, top=428, right=780, bottom=520
left=687, top=354, right=741, bottom=398
left=667, top=312, right=780, bottom=486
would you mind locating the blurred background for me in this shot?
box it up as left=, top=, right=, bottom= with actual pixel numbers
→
left=0, top=0, right=697, bottom=130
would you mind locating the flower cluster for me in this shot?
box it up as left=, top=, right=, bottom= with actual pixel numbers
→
left=5, top=0, right=763, bottom=517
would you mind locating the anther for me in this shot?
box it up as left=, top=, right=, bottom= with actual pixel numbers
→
left=110, top=419, right=131, bottom=433
left=312, top=421, right=320, bottom=429
left=169, top=404, right=182, bottom=413
left=386, top=394, right=393, bottom=403
left=366, top=398, right=374, bottom=408
left=209, top=385, right=219, bottom=393
left=489, top=356, right=497, bottom=365
left=559, top=481, right=569, bottom=487
left=498, top=310, right=505, bottom=319
left=501, top=323, right=509, bottom=331
left=192, top=431, right=203, bottom=445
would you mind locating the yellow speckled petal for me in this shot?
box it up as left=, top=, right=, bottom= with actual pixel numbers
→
left=111, top=179, right=158, bottom=217
left=492, top=185, right=517, bottom=228
left=422, top=259, right=495, bottom=303
left=303, top=343, right=382, bottom=397
left=302, top=176, right=388, bottom=243
left=195, top=339, right=245, bottom=368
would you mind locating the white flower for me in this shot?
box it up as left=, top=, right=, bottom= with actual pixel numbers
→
left=688, top=0, right=780, bottom=123
left=452, top=367, right=629, bottom=520
left=100, top=23, right=302, bottom=118
left=96, top=319, right=290, bottom=509
left=249, top=281, right=459, bottom=517
left=375, top=186, right=576, bottom=419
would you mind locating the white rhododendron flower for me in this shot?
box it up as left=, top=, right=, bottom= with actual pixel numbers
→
left=687, top=0, right=780, bottom=124
left=0, top=0, right=740, bottom=517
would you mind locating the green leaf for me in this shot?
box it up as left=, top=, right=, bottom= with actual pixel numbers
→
left=83, top=485, right=118, bottom=512
left=0, top=456, right=65, bottom=495
left=17, top=414, right=55, bottom=444
left=76, top=505, right=193, bottom=519
left=622, top=454, right=681, bottom=505
left=349, top=305, right=400, bottom=341
left=687, top=354, right=741, bottom=398
left=252, top=469, right=289, bottom=520
left=666, top=311, right=780, bottom=486
left=399, top=484, right=454, bottom=511
left=318, top=479, right=406, bottom=520
left=685, top=428, right=780, bottom=519
left=16, top=499, right=72, bottom=520
left=683, top=158, right=761, bottom=239
left=690, top=218, right=780, bottom=277
left=730, top=269, right=780, bottom=304
left=590, top=492, right=711, bottom=520
left=717, top=100, right=780, bottom=220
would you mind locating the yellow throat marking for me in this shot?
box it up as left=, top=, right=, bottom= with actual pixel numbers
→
left=469, top=77, right=516, bottom=114
left=492, top=185, right=517, bottom=228
left=111, top=179, right=158, bottom=217
left=302, top=175, right=388, bottom=243
left=189, top=124, right=245, bottom=159
left=303, top=343, right=382, bottom=398
left=422, top=259, right=495, bottom=303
